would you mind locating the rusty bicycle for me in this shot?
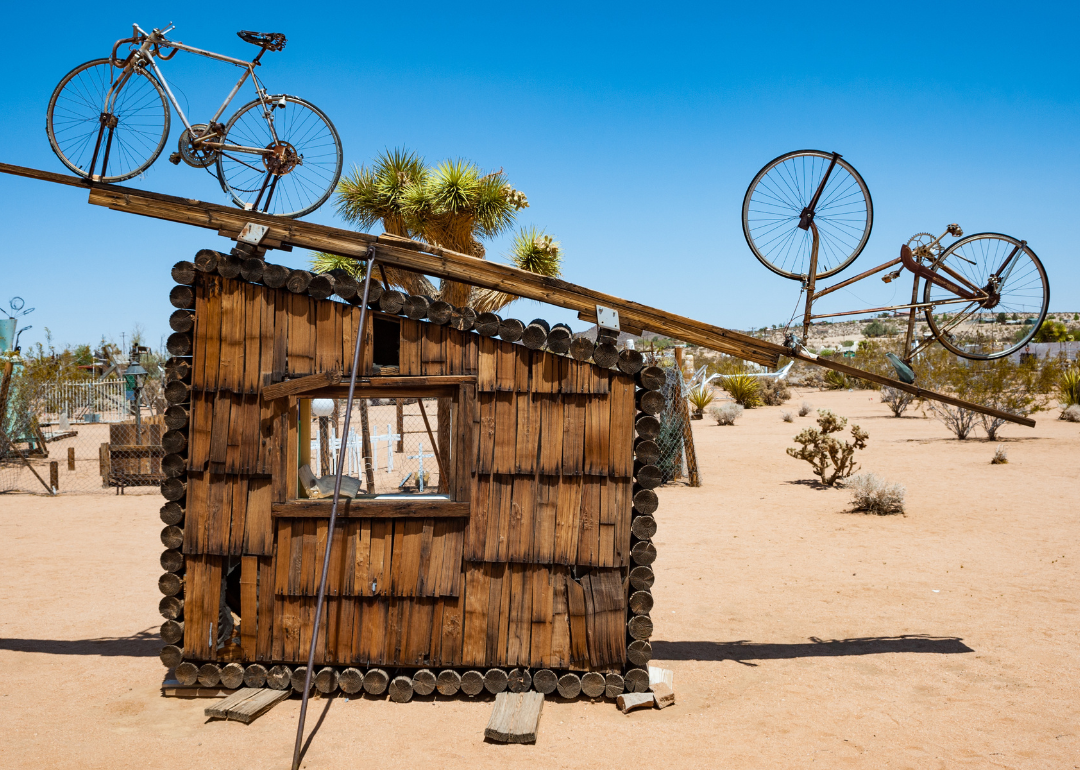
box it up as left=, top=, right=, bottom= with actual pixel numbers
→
left=742, top=150, right=1050, bottom=368
left=45, top=24, right=342, bottom=218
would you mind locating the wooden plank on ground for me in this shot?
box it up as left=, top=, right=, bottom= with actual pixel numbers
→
left=206, top=687, right=290, bottom=723
left=484, top=691, right=544, bottom=744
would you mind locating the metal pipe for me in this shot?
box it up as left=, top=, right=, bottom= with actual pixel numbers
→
left=291, top=253, right=375, bottom=770
left=809, top=294, right=976, bottom=319
left=811, top=257, right=902, bottom=301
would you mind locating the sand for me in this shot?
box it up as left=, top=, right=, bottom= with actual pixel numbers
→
left=1, top=389, right=1077, bottom=769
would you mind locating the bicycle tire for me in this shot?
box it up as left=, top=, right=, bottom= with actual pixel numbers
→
left=216, top=95, right=342, bottom=218
left=46, top=58, right=170, bottom=182
left=922, top=232, right=1049, bottom=360
left=742, top=149, right=873, bottom=281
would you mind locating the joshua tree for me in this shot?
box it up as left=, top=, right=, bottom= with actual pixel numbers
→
left=326, top=148, right=559, bottom=310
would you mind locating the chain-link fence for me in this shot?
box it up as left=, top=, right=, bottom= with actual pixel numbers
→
left=1, top=374, right=165, bottom=495
left=650, top=363, right=702, bottom=487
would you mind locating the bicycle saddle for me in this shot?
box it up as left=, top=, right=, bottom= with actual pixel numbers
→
left=237, top=31, right=287, bottom=51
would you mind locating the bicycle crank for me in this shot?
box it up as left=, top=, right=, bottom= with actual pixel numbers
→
left=171, top=123, right=223, bottom=168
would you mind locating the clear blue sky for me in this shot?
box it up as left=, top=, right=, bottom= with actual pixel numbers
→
left=2, top=1, right=1077, bottom=354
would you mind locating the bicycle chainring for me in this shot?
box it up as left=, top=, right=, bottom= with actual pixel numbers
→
left=178, top=124, right=221, bottom=168
left=905, top=232, right=942, bottom=261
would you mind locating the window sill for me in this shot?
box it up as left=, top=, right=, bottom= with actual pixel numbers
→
left=272, top=498, right=469, bottom=518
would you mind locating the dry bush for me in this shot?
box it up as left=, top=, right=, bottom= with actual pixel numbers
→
left=710, top=403, right=743, bottom=425
left=824, top=369, right=848, bottom=390
left=787, top=410, right=868, bottom=486
left=798, top=401, right=813, bottom=417
left=991, top=445, right=1009, bottom=464
left=760, top=379, right=792, bottom=406
left=1062, top=404, right=1080, bottom=423
left=781, top=411, right=793, bottom=422
left=847, top=473, right=906, bottom=515
left=880, top=386, right=916, bottom=417
left=721, top=375, right=761, bottom=408
left=927, top=402, right=979, bottom=440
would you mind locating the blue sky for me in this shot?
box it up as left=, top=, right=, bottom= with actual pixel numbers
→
left=2, top=1, right=1077, bottom=354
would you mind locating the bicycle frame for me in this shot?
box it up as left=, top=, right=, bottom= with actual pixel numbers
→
left=799, top=224, right=995, bottom=362
left=90, top=24, right=280, bottom=180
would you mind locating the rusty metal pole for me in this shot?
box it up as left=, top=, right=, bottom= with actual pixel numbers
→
left=291, top=254, right=375, bottom=770
left=802, top=222, right=820, bottom=342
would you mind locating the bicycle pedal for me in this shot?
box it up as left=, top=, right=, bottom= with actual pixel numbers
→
left=168, top=152, right=182, bottom=165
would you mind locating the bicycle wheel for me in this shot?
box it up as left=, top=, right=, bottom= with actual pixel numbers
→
left=922, top=233, right=1049, bottom=360
left=46, top=59, right=170, bottom=182
left=216, top=95, right=343, bottom=218
left=742, top=150, right=873, bottom=280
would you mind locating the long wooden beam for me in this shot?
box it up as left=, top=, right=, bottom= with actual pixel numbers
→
left=0, top=162, right=1035, bottom=426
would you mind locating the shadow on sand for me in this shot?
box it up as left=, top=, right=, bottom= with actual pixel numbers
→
left=1, top=628, right=161, bottom=657
left=651, top=635, right=973, bottom=666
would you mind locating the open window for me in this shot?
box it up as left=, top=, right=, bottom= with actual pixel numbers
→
left=273, top=378, right=474, bottom=518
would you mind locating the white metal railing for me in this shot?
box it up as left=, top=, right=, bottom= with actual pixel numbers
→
left=39, top=379, right=129, bottom=423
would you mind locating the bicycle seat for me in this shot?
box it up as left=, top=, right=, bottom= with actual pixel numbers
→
left=237, top=31, right=287, bottom=51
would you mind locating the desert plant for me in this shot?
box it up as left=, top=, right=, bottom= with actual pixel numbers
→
left=781, top=411, right=793, bottom=422
left=926, top=402, right=979, bottom=439
left=798, top=401, right=813, bottom=417
left=1033, top=319, right=1072, bottom=342
left=1061, top=404, right=1080, bottom=423
left=991, top=445, right=1009, bottom=464
left=686, top=385, right=715, bottom=415
left=1060, top=367, right=1080, bottom=408
left=862, top=319, right=891, bottom=338
left=787, top=410, right=869, bottom=486
left=760, top=379, right=792, bottom=406
left=710, top=403, right=743, bottom=425
left=721, top=375, right=761, bottom=407
left=880, top=386, right=916, bottom=417
left=824, top=369, right=848, bottom=390
left=847, top=473, right=906, bottom=515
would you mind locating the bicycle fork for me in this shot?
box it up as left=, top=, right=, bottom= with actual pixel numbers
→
left=87, top=66, right=136, bottom=181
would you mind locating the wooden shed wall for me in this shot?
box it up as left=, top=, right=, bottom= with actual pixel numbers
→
left=171, top=271, right=637, bottom=672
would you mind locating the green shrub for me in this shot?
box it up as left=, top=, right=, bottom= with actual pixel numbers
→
left=687, top=385, right=715, bottom=413
left=721, top=374, right=761, bottom=407
left=841, top=340, right=854, bottom=347
left=1060, top=367, right=1080, bottom=408
left=824, top=370, right=848, bottom=390
left=1034, top=320, right=1072, bottom=342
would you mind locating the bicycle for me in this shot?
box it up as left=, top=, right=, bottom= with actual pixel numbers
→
left=742, top=149, right=1050, bottom=369
left=46, top=24, right=343, bottom=219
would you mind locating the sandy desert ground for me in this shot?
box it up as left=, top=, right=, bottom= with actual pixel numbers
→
left=1, top=389, right=1077, bottom=769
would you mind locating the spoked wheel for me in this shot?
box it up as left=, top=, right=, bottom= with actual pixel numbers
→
left=216, top=95, right=342, bottom=218
left=923, top=233, right=1049, bottom=360
left=743, top=150, right=873, bottom=280
left=46, top=59, right=170, bottom=182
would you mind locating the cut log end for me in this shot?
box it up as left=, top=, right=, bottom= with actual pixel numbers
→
left=605, top=673, right=625, bottom=699
left=197, top=663, right=222, bottom=688
left=290, top=666, right=311, bottom=693
left=389, top=676, right=414, bottom=703
left=159, top=595, right=184, bottom=621
left=556, top=673, right=581, bottom=699
left=628, top=614, right=655, bottom=642
left=159, top=644, right=183, bottom=669
left=219, top=662, right=245, bottom=689
left=624, top=668, right=650, bottom=694
left=460, top=670, right=485, bottom=696
left=436, top=669, right=462, bottom=696
left=532, top=669, right=558, bottom=695
left=631, top=514, right=657, bottom=540
left=484, top=668, right=509, bottom=694
left=507, top=668, right=532, bottom=693
left=314, top=667, right=339, bottom=694
left=412, top=669, right=437, bottom=696
left=627, top=640, right=653, bottom=668
left=174, top=661, right=199, bottom=686
left=632, top=488, right=659, bottom=515
left=631, top=540, right=658, bottom=566
left=580, top=672, right=606, bottom=699
left=266, top=665, right=292, bottom=690
left=363, top=668, right=389, bottom=696
left=339, top=667, right=364, bottom=694
left=243, top=664, right=268, bottom=689
left=629, top=565, right=655, bottom=591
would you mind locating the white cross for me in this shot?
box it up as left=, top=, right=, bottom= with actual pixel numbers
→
left=407, top=441, right=436, bottom=492
left=370, top=424, right=401, bottom=473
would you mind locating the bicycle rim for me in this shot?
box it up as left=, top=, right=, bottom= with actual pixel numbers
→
left=922, top=233, right=1049, bottom=360
left=216, top=95, right=343, bottom=218
left=46, top=58, right=170, bottom=182
left=742, top=150, right=873, bottom=280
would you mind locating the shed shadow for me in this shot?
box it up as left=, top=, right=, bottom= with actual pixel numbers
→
left=650, top=635, right=973, bottom=667
left=0, top=628, right=160, bottom=657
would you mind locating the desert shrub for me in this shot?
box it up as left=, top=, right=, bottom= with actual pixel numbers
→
left=991, top=445, right=1008, bottom=464
left=1060, top=367, right=1080, bottom=408
left=710, top=403, right=743, bottom=425
left=781, top=411, right=793, bottom=422
left=787, top=410, right=868, bottom=486
left=760, top=379, right=792, bottom=406
left=841, top=340, right=854, bottom=347
left=880, top=386, right=916, bottom=417
left=687, top=385, right=715, bottom=414
left=705, top=355, right=749, bottom=377
left=824, top=370, right=848, bottom=390
left=847, top=473, right=906, bottom=515
left=862, top=320, right=893, bottom=338
left=1033, top=320, right=1073, bottom=342
left=798, top=401, right=813, bottom=417
left=1062, top=404, right=1080, bottom=423
left=721, top=374, right=761, bottom=407
left=927, top=402, right=979, bottom=439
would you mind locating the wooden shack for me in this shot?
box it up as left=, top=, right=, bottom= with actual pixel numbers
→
left=158, top=248, right=664, bottom=699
